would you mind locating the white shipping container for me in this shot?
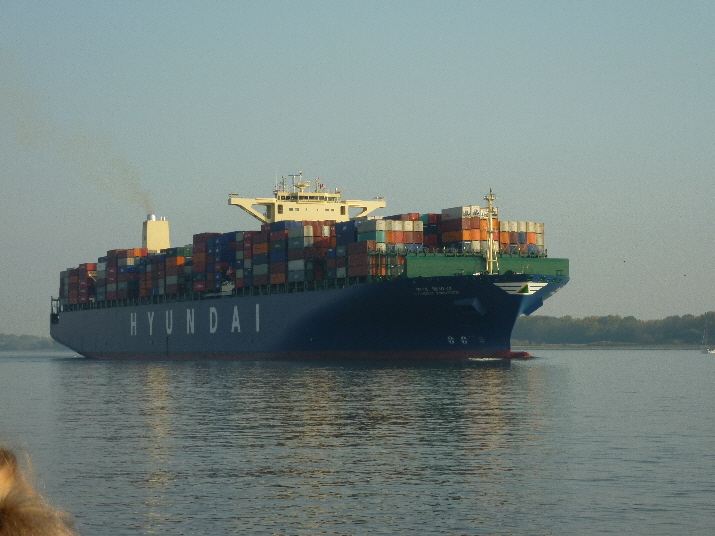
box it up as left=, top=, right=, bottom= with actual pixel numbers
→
left=253, top=264, right=269, bottom=276
left=535, top=223, right=545, bottom=234
left=478, top=206, right=498, bottom=219
left=288, top=259, right=305, bottom=272
left=527, top=222, right=536, bottom=233
left=499, top=221, right=510, bottom=232
left=403, top=221, right=414, bottom=232
left=536, top=234, right=545, bottom=246
left=517, top=221, right=527, bottom=233
left=508, top=221, right=518, bottom=232
left=413, top=221, right=424, bottom=232
left=336, top=266, right=347, bottom=278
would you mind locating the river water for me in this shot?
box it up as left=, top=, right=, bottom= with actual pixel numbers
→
left=0, top=349, right=713, bottom=535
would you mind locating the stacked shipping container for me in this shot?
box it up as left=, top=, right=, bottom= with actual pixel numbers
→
left=498, top=221, right=545, bottom=256
left=58, top=207, right=546, bottom=307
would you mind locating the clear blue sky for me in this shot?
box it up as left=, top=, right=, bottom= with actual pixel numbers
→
left=1, top=1, right=714, bottom=337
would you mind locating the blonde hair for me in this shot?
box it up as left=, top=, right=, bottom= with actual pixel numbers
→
left=0, top=447, right=79, bottom=536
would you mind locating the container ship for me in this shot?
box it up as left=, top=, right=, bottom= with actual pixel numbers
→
left=50, top=174, right=569, bottom=361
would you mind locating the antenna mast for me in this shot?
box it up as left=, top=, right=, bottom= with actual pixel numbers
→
left=484, top=188, right=499, bottom=275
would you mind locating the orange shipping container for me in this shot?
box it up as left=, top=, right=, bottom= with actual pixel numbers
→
left=527, top=232, right=537, bottom=245
left=479, top=219, right=499, bottom=231
left=166, top=256, right=185, bottom=267
left=442, top=230, right=471, bottom=243
left=253, top=242, right=269, bottom=255
left=270, top=272, right=286, bottom=285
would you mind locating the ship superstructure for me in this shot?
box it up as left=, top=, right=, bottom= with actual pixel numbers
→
left=229, top=172, right=386, bottom=224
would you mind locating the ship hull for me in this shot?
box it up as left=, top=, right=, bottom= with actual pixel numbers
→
left=51, top=274, right=567, bottom=361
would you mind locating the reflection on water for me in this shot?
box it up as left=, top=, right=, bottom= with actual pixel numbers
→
left=46, top=359, right=566, bottom=535
left=0, top=350, right=715, bottom=536
left=4, top=351, right=715, bottom=535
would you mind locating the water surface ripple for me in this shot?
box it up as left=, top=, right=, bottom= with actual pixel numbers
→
left=1, top=350, right=713, bottom=535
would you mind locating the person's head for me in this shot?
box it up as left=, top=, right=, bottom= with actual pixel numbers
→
left=0, top=446, right=78, bottom=536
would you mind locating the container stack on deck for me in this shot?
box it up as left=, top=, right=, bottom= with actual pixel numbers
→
left=57, top=207, right=547, bottom=308
left=498, top=221, right=545, bottom=256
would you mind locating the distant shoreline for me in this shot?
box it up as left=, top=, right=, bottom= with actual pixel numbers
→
left=512, top=344, right=705, bottom=351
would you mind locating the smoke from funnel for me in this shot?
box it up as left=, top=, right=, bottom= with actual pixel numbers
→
left=1, top=50, right=155, bottom=214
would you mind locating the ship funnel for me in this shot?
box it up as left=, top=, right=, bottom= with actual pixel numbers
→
left=142, top=215, right=171, bottom=252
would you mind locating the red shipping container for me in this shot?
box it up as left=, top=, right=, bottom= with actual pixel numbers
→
left=348, top=264, right=368, bottom=277
left=270, top=230, right=289, bottom=241
left=348, top=241, right=377, bottom=254
left=193, top=232, right=220, bottom=245
left=270, top=262, right=286, bottom=275
left=348, top=252, right=369, bottom=267
left=166, top=265, right=184, bottom=277
left=193, top=281, right=207, bottom=292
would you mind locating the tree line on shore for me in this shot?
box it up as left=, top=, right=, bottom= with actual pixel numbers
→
left=0, top=334, right=60, bottom=351
left=512, top=312, right=715, bottom=347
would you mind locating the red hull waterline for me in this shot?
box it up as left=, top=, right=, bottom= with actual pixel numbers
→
left=78, top=349, right=532, bottom=361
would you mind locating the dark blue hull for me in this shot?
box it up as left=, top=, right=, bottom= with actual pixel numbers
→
left=51, top=274, right=568, bottom=361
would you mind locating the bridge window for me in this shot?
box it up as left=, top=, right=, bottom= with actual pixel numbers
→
left=277, top=204, right=283, bottom=214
